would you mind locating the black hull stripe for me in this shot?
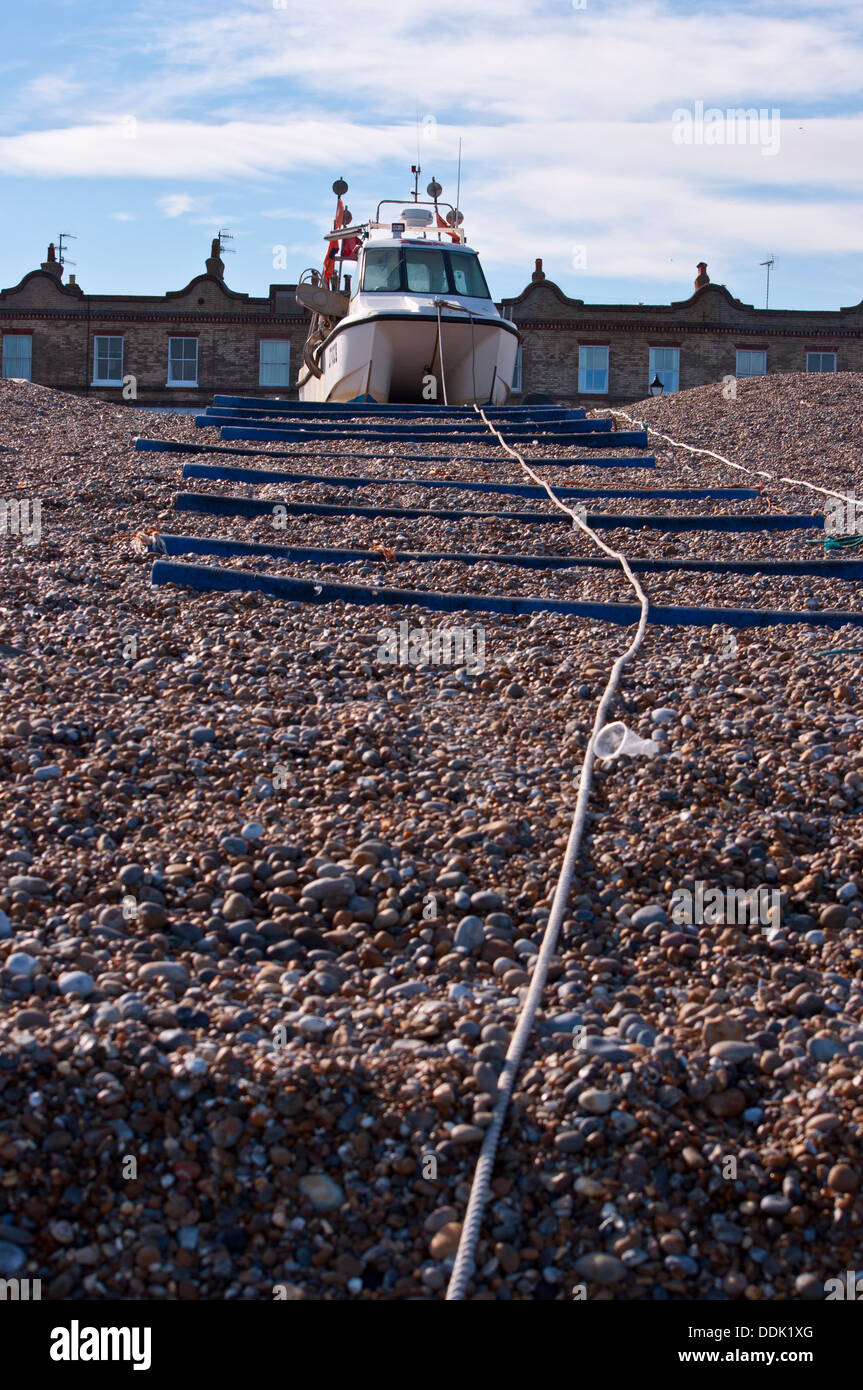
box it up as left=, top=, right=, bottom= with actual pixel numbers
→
left=319, top=312, right=520, bottom=353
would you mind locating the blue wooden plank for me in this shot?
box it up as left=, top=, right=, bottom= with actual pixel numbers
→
left=199, top=411, right=612, bottom=434
left=174, top=492, right=821, bottom=531
left=204, top=406, right=590, bottom=424
left=160, top=532, right=861, bottom=578
left=181, top=460, right=754, bottom=502
left=218, top=425, right=649, bottom=447
left=211, top=395, right=586, bottom=419
left=134, top=438, right=657, bottom=468
left=150, top=558, right=861, bottom=630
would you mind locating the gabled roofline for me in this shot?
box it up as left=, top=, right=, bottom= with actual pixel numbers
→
left=500, top=278, right=584, bottom=310
left=164, top=273, right=257, bottom=304
left=501, top=274, right=863, bottom=321
left=0, top=269, right=84, bottom=302
left=0, top=268, right=270, bottom=308
left=501, top=276, right=750, bottom=315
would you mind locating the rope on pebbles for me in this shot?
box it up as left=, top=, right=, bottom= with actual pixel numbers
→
left=444, top=410, right=652, bottom=1301
left=604, top=407, right=863, bottom=516
left=447, top=400, right=862, bottom=1299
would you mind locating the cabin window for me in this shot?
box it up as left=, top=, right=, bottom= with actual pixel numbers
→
left=578, top=345, right=609, bottom=394
left=168, top=337, right=198, bottom=385
left=736, top=349, right=767, bottom=377
left=93, top=336, right=124, bottom=385
left=362, top=246, right=492, bottom=299
left=447, top=252, right=491, bottom=299
left=649, top=347, right=680, bottom=393
left=806, top=352, right=837, bottom=372
left=362, top=248, right=403, bottom=292
left=259, top=339, right=291, bottom=387
left=2, top=335, right=32, bottom=380
left=405, top=249, right=449, bottom=295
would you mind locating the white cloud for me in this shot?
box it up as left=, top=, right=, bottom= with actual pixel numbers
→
left=3, top=113, right=862, bottom=188
left=22, top=72, right=84, bottom=108
left=110, top=211, right=136, bottom=221
left=157, top=192, right=194, bottom=216
left=4, top=0, right=863, bottom=300
left=3, top=110, right=863, bottom=286
left=132, top=0, right=863, bottom=123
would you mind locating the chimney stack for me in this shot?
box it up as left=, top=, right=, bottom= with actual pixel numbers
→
left=531, top=257, right=546, bottom=284
left=206, top=236, right=225, bottom=280
left=694, top=261, right=710, bottom=290
left=41, top=242, right=63, bottom=279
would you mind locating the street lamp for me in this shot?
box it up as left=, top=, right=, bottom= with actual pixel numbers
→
left=649, top=374, right=664, bottom=397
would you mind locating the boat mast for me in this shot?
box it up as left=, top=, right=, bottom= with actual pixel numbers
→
left=455, top=138, right=462, bottom=231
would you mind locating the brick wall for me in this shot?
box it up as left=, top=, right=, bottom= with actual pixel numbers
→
left=0, top=268, right=309, bottom=405
left=3, top=257, right=862, bottom=407
left=505, top=272, right=863, bottom=406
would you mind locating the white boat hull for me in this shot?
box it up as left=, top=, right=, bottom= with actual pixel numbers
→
left=299, top=312, right=519, bottom=406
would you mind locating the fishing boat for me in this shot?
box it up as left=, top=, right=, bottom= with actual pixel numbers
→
left=295, top=175, right=520, bottom=406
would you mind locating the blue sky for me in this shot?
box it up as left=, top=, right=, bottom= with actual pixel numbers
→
left=1, top=0, right=862, bottom=309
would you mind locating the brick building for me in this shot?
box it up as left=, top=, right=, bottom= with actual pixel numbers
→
left=502, top=259, right=862, bottom=405
left=0, top=240, right=308, bottom=406
left=1, top=241, right=860, bottom=406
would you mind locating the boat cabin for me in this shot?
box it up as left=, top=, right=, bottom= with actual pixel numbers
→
left=360, top=243, right=492, bottom=300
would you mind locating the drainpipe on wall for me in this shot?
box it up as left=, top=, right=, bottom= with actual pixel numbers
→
left=84, top=296, right=91, bottom=396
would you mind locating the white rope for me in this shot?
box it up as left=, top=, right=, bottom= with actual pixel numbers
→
left=445, top=409, right=652, bottom=1301
left=601, top=407, right=862, bottom=514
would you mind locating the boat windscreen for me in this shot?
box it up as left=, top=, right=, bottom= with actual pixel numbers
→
left=404, top=249, right=449, bottom=294
left=362, top=247, right=402, bottom=292
left=448, top=252, right=491, bottom=299
left=362, top=245, right=492, bottom=300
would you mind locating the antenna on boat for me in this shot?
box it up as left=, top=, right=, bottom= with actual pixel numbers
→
left=455, top=137, right=463, bottom=236
left=410, top=164, right=421, bottom=202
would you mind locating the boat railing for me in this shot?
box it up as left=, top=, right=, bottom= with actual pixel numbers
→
left=373, top=199, right=466, bottom=244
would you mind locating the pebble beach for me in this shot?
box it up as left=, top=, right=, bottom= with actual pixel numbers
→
left=1, top=372, right=863, bottom=1301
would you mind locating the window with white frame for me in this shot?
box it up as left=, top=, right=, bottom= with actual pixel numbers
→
left=736, top=349, right=767, bottom=377
left=806, top=352, right=837, bottom=373
left=2, top=335, right=32, bottom=380
left=259, top=339, right=291, bottom=388
left=167, top=337, right=198, bottom=385
left=578, top=345, right=609, bottom=394
left=93, top=336, right=124, bottom=385
left=648, top=347, right=679, bottom=393
left=511, top=345, right=523, bottom=393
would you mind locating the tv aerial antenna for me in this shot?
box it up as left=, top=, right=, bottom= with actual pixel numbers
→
left=58, top=232, right=77, bottom=269
left=760, top=254, right=775, bottom=309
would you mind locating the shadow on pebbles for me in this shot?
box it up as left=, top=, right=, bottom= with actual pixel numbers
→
left=0, top=376, right=862, bottom=1300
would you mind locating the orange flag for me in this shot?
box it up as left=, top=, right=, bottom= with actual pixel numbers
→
left=436, top=210, right=461, bottom=243
left=322, top=197, right=345, bottom=287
